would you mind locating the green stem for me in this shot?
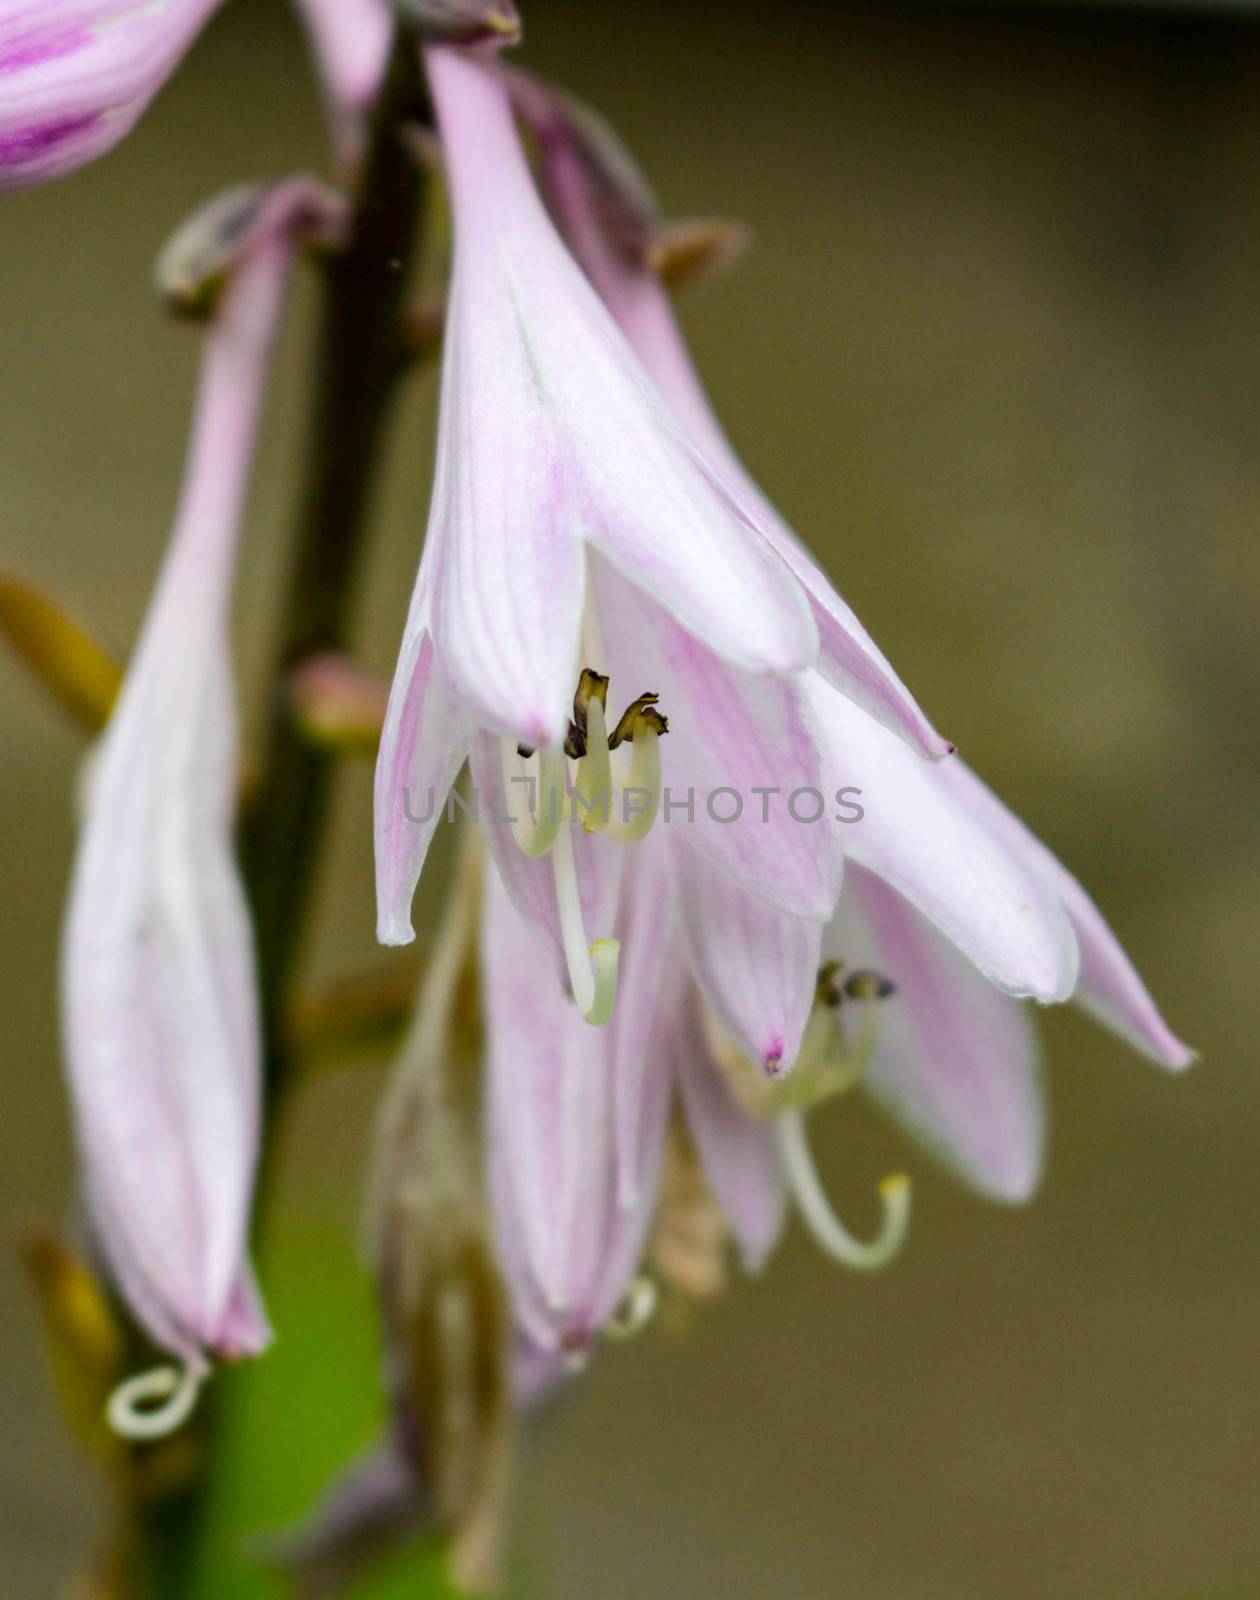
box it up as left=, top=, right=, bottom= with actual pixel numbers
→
left=243, top=34, right=428, bottom=1114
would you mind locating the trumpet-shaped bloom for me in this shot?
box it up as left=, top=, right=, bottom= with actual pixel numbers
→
left=60, top=188, right=313, bottom=1427
left=377, top=47, right=952, bottom=1051
left=467, top=79, right=1195, bottom=1331
left=479, top=672, right=1192, bottom=1344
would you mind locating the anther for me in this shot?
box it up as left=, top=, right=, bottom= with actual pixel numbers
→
left=844, top=970, right=897, bottom=1001
left=605, top=1275, right=658, bottom=1340
left=107, top=1362, right=205, bottom=1441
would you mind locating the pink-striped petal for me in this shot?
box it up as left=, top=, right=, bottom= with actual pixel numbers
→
left=481, top=861, right=670, bottom=1353
left=808, top=676, right=1079, bottom=1003
left=374, top=580, right=473, bottom=946
left=594, top=558, right=840, bottom=923
left=674, top=839, right=823, bottom=1073
left=829, top=863, right=1046, bottom=1203
left=938, top=759, right=1194, bottom=1069
left=526, top=89, right=950, bottom=761
left=673, top=992, right=786, bottom=1268
left=420, top=44, right=816, bottom=752
left=0, top=0, right=223, bottom=190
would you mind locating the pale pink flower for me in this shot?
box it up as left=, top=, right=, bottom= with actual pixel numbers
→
left=61, top=181, right=327, bottom=1436
left=472, top=79, right=1195, bottom=1328
left=376, top=46, right=947, bottom=1044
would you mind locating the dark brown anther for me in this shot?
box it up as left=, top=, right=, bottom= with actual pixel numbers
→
left=516, top=741, right=535, bottom=760
left=564, top=668, right=609, bottom=757
left=844, top=970, right=897, bottom=1002
left=608, top=691, right=668, bottom=749
left=815, top=960, right=843, bottom=1009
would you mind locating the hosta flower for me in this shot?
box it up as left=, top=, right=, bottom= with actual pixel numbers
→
left=466, top=77, right=1194, bottom=1342
left=61, top=181, right=331, bottom=1436
left=376, top=44, right=947, bottom=1039
left=485, top=713, right=1193, bottom=1350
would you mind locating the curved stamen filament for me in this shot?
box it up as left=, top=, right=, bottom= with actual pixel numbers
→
left=608, top=723, right=662, bottom=845
left=107, top=1362, right=204, bottom=1441
left=502, top=743, right=566, bottom=858
left=550, top=806, right=619, bottom=1024
left=776, top=1109, right=911, bottom=1272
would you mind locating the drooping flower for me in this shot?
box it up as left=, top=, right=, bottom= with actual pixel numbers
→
left=469, top=76, right=1195, bottom=1333
left=376, top=44, right=947, bottom=1044
left=61, top=180, right=335, bottom=1436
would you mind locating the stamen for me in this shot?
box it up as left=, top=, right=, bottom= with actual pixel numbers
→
left=107, top=1362, right=204, bottom=1441
left=576, top=690, right=612, bottom=834
left=608, top=696, right=667, bottom=846
left=501, top=742, right=566, bottom=858
left=550, top=808, right=619, bottom=1024
left=604, top=1274, right=658, bottom=1340
left=776, top=1109, right=911, bottom=1272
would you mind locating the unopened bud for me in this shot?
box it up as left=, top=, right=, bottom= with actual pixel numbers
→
left=393, top=0, right=522, bottom=46
left=650, top=217, right=752, bottom=291
left=156, top=178, right=348, bottom=318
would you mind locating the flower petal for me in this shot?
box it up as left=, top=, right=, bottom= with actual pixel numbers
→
left=673, top=993, right=786, bottom=1269
left=374, top=583, right=473, bottom=946
left=674, top=838, right=823, bottom=1073
left=608, top=833, right=676, bottom=1207
left=292, top=0, right=390, bottom=165
left=482, top=862, right=669, bottom=1353
left=0, top=0, right=223, bottom=190
left=809, top=677, right=1079, bottom=1002
left=595, top=559, right=841, bottom=922
left=424, top=271, right=589, bottom=748
left=422, top=43, right=816, bottom=731
left=829, top=863, right=1046, bottom=1203
left=939, top=760, right=1194, bottom=1069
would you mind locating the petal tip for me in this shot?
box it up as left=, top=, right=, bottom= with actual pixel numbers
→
left=375, top=911, right=417, bottom=948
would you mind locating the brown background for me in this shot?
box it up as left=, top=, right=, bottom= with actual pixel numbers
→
left=2, top=2, right=1258, bottom=1595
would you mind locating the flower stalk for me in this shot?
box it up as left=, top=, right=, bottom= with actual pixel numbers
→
left=242, top=32, right=429, bottom=1111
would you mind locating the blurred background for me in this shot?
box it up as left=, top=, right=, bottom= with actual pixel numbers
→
left=2, top=1, right=1258, bottom=1595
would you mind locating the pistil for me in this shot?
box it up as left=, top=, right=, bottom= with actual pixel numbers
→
left=107, top=1361, right=205, bottom=1441
left=776, top=1110, right=911, bottom=1271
